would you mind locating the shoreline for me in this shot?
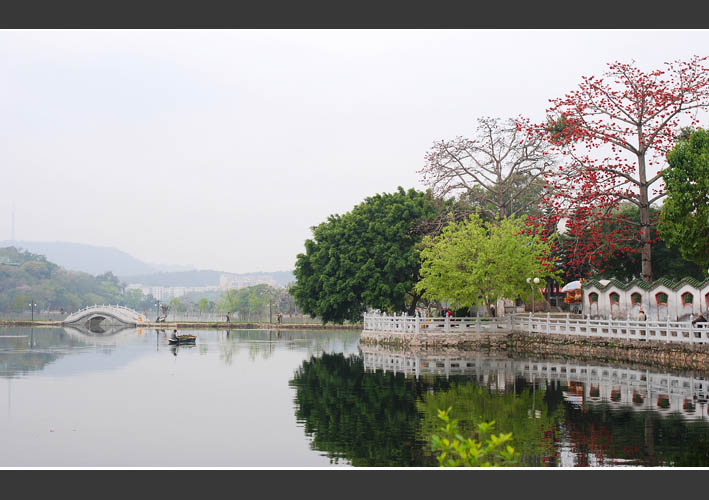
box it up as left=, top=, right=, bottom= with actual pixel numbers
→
left=360, top=330, right=709, bottom=372
left=0, top=320, right=361, bottom=330
left=5, top=320, right=709, bottom=371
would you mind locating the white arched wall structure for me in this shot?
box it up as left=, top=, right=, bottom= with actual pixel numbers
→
left=582, top=278, right=709, bottom=320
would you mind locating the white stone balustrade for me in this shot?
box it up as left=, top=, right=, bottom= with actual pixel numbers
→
left=363, top=312, right=709, bottom=344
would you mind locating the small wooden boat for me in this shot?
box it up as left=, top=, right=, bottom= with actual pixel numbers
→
left=168, top=335, right=197, bottom=344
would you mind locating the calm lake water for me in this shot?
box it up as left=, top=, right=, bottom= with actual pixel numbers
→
left=2, top=326, right=709, bottom=467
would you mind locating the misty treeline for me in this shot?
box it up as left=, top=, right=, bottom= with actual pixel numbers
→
left=0, top=246, right=298, bottom=316
left=166, top=283, right=297, bottom=319
left=0, top=246, right=136, bottom=313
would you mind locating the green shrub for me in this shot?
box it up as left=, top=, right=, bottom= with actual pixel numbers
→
left=431, top=408, right=519, bottom=467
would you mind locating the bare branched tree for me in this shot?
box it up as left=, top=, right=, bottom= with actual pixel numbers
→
left=420, top=117, right=553, bottom=220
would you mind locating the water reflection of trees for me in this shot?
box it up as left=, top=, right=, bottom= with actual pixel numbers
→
left=289, top=353, right=563, bottom=466
left=290, top=352, right=709, bottom=467
left=289, top=353, right=446, bottom=466
left=417, top=380, right=565, bottom=466
left=216, top=330, right=361, bottom=365
left=0, top=328, right=87, bottom=377
left=560, top=393, right=709, bottom=467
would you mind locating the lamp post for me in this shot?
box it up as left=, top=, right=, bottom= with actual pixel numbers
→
left=28, top=299, right=37, bottom=322
left=526, top=277, right=540, bottom=314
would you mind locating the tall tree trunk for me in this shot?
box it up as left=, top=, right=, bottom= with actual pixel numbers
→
left=407, top=292, right=420, bottom=316
left=637, top=154, right=653, bottom=283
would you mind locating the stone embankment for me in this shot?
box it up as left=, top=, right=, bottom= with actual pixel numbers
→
left=360, top=330, right=709, bottom=371
left=359, top=330, right=512, bottom=349
left=507, top=333, right=709, bottom=372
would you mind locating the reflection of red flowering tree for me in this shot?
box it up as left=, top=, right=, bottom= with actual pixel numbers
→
left=520, top=56, right=709, bottom=282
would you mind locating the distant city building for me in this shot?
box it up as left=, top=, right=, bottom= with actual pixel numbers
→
left=126, top=273, right=282, bottom=299
left=126, top=284, right=219, bottom=300
left=218, top=274, right=279, bottom=290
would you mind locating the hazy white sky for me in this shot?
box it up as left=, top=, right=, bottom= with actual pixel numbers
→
left=1, top=30, right=708, bottom=273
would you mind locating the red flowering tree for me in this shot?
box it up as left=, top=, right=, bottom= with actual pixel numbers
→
left=521, top=56, right=709, bottom=282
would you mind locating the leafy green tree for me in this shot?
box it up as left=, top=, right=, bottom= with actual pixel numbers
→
left=169, top=297, right=185, bottom=312
left=416, top=214, right=559, bottom=314
left=12, top=294, right=28, bottom=313
left=216, top=284, right=291, bottom=321
left=123, top=288, right=146, bottom=310
left=291, top=187, right=436, bottom=323
left=198, top=297, right=210, bottom=313
left=21, top=261, right=51, bottom=279
left=660, top=128, right=709, bottom=273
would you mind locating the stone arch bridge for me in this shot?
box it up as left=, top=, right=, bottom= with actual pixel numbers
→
left=63, top=305, right=143, bottom=329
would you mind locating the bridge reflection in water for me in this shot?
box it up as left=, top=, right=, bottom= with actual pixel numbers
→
left=361, top=348, right=709, bottom=421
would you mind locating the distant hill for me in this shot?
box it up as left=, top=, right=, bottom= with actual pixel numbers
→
left=0, top=240, right=294, bottom=288
left=122, top=269, right=295, bottom=288
left=0, top=246, right=140, bottom=312
left=0, top=240, right=162, bottom=277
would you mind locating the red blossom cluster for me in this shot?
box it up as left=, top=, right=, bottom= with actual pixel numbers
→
left=517, top=56, right=709, bottom=281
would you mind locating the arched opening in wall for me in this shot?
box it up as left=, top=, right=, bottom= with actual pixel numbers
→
left=705, top=292, right=709, bottom=313
left=630, top=292, right=643, bottom=320
left=609, top=292, right=620, bottom=319
left=680, top=292, right=694, bottom=320
left=589, top=292, right=599, bottom=318
left=656, top=292, right=669, bottom=321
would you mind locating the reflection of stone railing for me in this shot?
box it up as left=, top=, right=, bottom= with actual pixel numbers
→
left=363, top=312, right=709, bottom=345
left=360, top=347, right=709, bottom=420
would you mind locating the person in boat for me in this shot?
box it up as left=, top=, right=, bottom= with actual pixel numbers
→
left=171, top=329, right=179, bottom=341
